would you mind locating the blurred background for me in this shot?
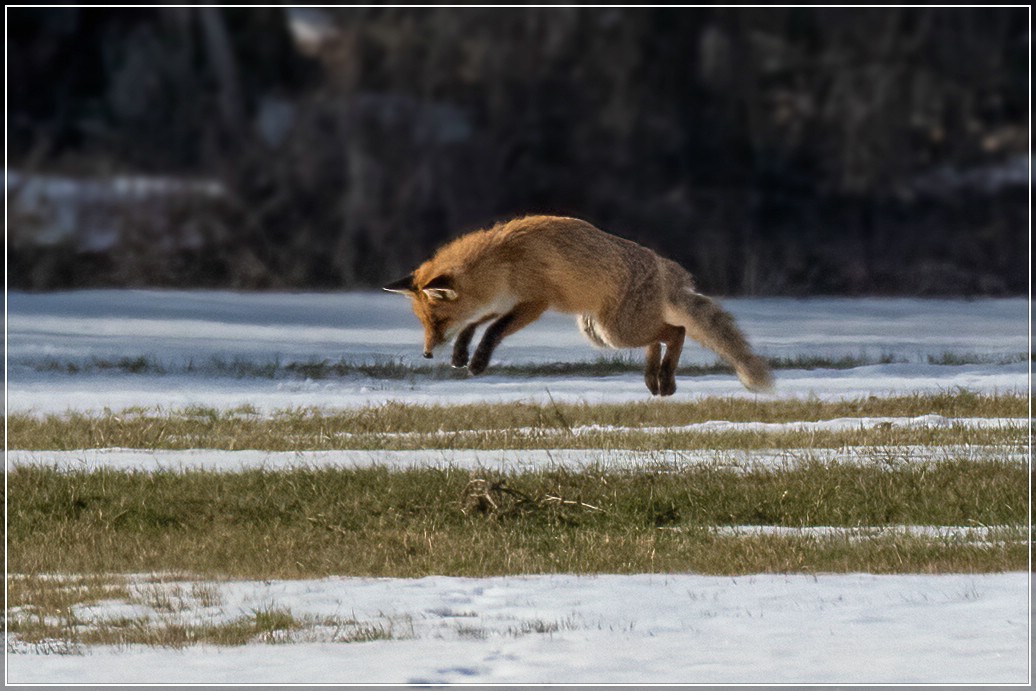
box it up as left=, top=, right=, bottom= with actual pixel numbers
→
left=7, top=6, right=1029, bottom=296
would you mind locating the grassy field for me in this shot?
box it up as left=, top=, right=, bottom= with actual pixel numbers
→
left=7, top=391, right=1029, bottom=650
left=8, top=459, right=1028, bottom=579
left=8, top=392, right=1028, bottom=574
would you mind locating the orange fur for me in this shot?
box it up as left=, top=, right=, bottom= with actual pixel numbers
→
left=384, top=215, right=773, bottom=395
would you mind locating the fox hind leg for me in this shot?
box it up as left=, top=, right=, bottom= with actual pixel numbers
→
left=643, top=324, right=684, bottom=396
left=644, top=342, right=662, bottom=395
left=656, top=324, right=685, bottom=396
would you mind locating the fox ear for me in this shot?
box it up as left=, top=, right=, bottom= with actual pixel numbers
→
left=422, top=274, right=458, bottom=301
left=383, top=274, right=416, bottom=295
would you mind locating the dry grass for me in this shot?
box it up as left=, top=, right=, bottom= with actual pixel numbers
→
left=7, top=459, right=1027, bottom=579
left=7, top=392, right=1026, bottom=452
left=6, top=574, right=398, bottom=650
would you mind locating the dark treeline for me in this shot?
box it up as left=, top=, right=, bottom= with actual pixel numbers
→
left=7, top=7, right=1029, bottom=294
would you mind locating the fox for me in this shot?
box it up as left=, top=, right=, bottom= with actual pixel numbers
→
left=383, top=215, right=773, bottom=396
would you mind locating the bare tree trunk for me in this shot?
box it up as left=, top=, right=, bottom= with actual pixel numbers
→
left=197, top=7, right=244, bottom=133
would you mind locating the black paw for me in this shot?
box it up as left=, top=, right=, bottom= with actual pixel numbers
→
left=658, top=363, right=677, bottom=396
left=451, top=350, right=469, bottom=368
left=468, top=353, right=489, bottom=375
left=658, top=377, right=677, bottom=396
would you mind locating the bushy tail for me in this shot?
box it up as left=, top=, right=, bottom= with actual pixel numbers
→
left=667, top=287, right=774, bottom=393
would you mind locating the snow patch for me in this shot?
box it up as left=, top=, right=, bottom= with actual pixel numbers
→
left=5, top=573, right=1028, bottom=685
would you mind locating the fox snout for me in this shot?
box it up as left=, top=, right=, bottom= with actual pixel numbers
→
left=422, top=328, right=451, bottom=359
left=421, top=321, right=453, bottom=359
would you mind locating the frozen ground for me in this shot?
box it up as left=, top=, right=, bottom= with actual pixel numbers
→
left=5, top=290, right=1031, bottom=413
left=6, top=439, right=1027, bottom=476
left=5, top=290, right=1031, bottom=685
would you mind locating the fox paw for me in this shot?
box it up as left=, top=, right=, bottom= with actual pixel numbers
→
left=658, top=377, right=677, bottom=396
left=468, top=354, right=489, bottom=375
left=645, top=368, right=677, bottom=396
left=659, top=363, right=677, bottom=396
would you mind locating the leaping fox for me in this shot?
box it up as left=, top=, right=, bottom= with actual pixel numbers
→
left=383, top=215, right=773, bottom=396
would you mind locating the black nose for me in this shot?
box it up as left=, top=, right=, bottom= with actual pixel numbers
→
left=423, top=351, right=433, bottom=359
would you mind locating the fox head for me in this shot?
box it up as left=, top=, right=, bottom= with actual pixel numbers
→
left=383, top=272, right=467, bottom=358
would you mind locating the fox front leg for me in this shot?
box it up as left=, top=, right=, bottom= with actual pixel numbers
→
left=451, top=315, right=497, bottom=368
left=468, top=301, right=548, bottom=375
left=451, top=323, right=480, bottom=368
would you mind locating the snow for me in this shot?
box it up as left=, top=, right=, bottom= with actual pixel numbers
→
left=4, top=290, right=1031, bottom=684
left=5, top=573, right=1029, bottom=684
left=7, top=442, right=1026, bottom=476
left=10, top=363, right=1028, bottom=416
left=5, top=290, right=1030, bottom=415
